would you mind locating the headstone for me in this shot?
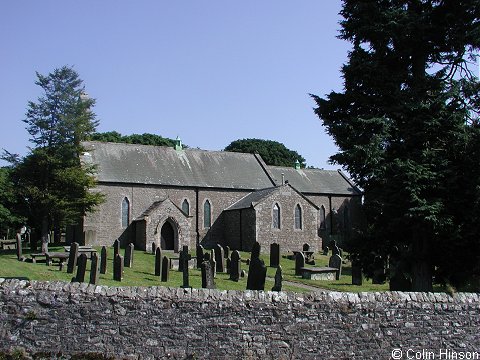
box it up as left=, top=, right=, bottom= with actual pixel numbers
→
left=240, top=270, right=246, bottom=278
left=295, top=252, right=305, bottom=276
left=302, top=243, right=310, bottom=252
left=269, top=243, right=280, bottom=267
left=322, top=246, right=329, bottom=256
left=201, top=259, right=216, bottom=289
left=100, top=246, right=107, bottom=274
left=214, top=244, right=225, bottom=273
left=196, top=244, right=204, bottom=269
left=161, top=256, right=169, bottom=282
left=113, top=239, right=120, bottom=259
left=151, top=242, right=157, bottom=254
left=124, top=243, right=134, bottom=268
left=113, top=254, right=123, bottom=281
left=223, top=245, right=230, bottom=259
left=179, top=245, right=192, bottom=288
left=155, top=247, right=162, bottom=276
left=246, top=242, right=267, bottom=291
left=209, top=252, right=216, bottom=278
left=329, top=254, right=342, bottom=280
left=75, top=254, right=88, bottom=283
left=330, top=240, right=340, bottom=256
left=15, top=231, right=24, bottom=261
left=90, top=252, right=100, bottom=285
left=67, top=242, right=79, bottom=274
left=351, top=260, right=363, bottom=286
left=41, top=233, right=49, bottom=254
left=229, top=250, right=241, bottom=282
left=272, top=265, right=283, bottom=292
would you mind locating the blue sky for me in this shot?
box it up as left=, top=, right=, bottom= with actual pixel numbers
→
left=0, top=1, right=351, bottom=169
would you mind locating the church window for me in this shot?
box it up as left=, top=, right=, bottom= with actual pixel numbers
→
left=182, top=199, right=190, bottom=216
left=295, top=204, right=302, bottom=230
left=121, top=197, right=130, bottom=228
left=204, top=200, right=211, bottom=228
left=273, top=203, right=280, bottom=229
left=320, top=205, right=326, bottom=230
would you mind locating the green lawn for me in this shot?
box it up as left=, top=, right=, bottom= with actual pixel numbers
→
left=0, top=245, right=392, bottom=293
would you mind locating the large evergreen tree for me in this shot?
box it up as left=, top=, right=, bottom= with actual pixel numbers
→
left=5, top=66, right=104, bottom=247
left=312, top=0, right=480, bottom=291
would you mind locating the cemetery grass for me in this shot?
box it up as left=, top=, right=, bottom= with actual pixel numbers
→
left=0, top=246, right=402, bottom=293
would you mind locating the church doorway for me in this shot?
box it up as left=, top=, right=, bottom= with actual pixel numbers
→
left=160, top=221, right=175, bottom=250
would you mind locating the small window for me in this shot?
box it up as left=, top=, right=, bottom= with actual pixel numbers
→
left=204, top=200, right=211, bottom=228
left=295, top=204, right=302, bottom=230
left=182, top=199, right=190, bottom=215
left=121, top=197, right=130, bottom=228
left=320, top=205, right=326, bottom=230
left=273, top=203, right=280, bottom=229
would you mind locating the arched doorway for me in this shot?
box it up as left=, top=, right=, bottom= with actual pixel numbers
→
left=160, top=221, right=175, bottom=250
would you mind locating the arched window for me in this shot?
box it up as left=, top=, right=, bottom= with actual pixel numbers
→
left=295, top=204, right=302, bottom=230
left=182, top=199, right=190, bottom=215
left=203, top=200, right=211, bottom=228
left=121, top=197, right=130, bottom=228
left=273, top=203, right=280, bottom=229
left=320, top=205, right=326, bottom=230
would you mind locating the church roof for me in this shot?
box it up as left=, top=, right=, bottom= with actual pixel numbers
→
left=266, top=166, right=361, bottom=196
left=81, top=141, right=275, bottom=190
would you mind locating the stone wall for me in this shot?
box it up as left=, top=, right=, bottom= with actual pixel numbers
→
left=1, top=279, right=479, bottom=359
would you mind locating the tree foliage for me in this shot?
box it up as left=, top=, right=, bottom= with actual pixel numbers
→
left=311, top=0, right=480, bottom=291
left=90, top=131, right=181, bottom=147
left=224, top=138, right=306, bottom=168
left=3, top=66, right=104, bottom=243
left=0, top=167, right=25, bottom=236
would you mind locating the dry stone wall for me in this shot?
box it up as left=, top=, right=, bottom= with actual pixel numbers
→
left=0, top=278, right=479, bottom=359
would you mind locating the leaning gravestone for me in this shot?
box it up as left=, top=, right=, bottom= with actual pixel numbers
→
left=90, top=252, right=100, bottom=285
left=180, top=245, right=192, bottom=288
left=246, top=242, right=267, bottom=291
left=201, top=259, right=216, bottom=289
left=214, top=244, right=225, bottom=273
left=196, top=245, right=204, bottom=269
left=67, top=242, right=79, bottom=274
left=113, top=254, right=123, bottom=281
left=113, top=239, right=120, bottom=259
left=124, top=243, right=134, bottom=268
left=100, top=246, right=107, bottom=274
left=15, top=230, right=24, bottom=261
left=161, top=256, right=169, bottom=282
left=223, top=245, right=230, bottom=259
left=230, top=250, right=241, bottom=282
left=329, top=254, right=342, bottom=280
left=351, top=260, right=362, bottom=286
left=295, top=251, right=305, bottom=276
left=75, top=254, right=88, bottom=283
left=155, top=247, right=162, bottom=276
left=270, top=243, right=280, bottom=268
left=272, top=265, right=283, bottom=292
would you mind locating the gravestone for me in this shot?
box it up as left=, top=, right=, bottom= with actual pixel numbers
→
left=75, top=254, right=88, bottom=283
left=270, top=243, right=280, bottom=267
left=100, top=246, right=107, bottom=274
left=15, top=231, right=24, bottom=261
left=223, top=245, right=230, bottom=259
left=229, top=250, right=241, bottom=282
left=155, top=247, right=162, bottom=276
left=246, top=242, right=267, bottom=291
left=124, top=243, right=134, bottom=268
left=201, top=259, right=216, bottom=289
left=90, top=252, right=100, bottom=285
left=272, top=265, right=283, bottom=292
left=161, top=256, right=169, bottom=282
left=303, top=243, right=310, bottom=252
left=329, top=254, right=342, bottom=280
left=295, top=252, right=305, bottom=276
left=196, top=245, right=204, bottom=269
left=113, top=254, right=123, bottom=281
left=351, top=260, right=363, bottom=286
left=41, top=233, right=49, bottom=254
left=209, top=252, right=217, bottom=278
left=226, top=258, right=231, bottom=273
left=322, top=246, right=329, bottom=256
left=113, top=239, right=120, bottom=259
left=180, top=245, right=192, bottom=288
left=67, top=242, right=79, bottom=274
left=330, top=240, right=340, bottom=256
left=214, top=244, right=225, bottom=273
left=151, top=242, right=157, bottom=254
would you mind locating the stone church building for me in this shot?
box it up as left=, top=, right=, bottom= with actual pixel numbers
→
left=76, top=140, right=362, bottom=253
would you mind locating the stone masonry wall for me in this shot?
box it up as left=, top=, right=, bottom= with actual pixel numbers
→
left=1, top=279, right=479, bottom=359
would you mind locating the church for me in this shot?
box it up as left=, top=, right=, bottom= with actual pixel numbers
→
left=75, top=139, right=362, bottom=253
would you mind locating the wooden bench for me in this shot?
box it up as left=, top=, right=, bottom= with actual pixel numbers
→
left=300, top=267, right=339, bottom=281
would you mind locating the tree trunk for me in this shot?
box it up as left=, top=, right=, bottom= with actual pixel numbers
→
left=411, top=232, right=433, bottom=292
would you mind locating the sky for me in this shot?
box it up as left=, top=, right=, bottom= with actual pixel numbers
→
left=0, top=1, right=351, bottom=169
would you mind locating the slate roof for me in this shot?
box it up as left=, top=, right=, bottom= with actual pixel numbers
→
left=225, top=186, right=279, bottom=210
left=266, top=166, right=361, bottom=196
left=81, top=141, right=275, bottom=190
